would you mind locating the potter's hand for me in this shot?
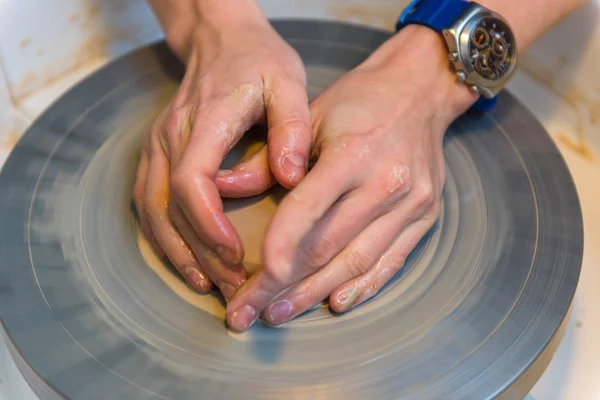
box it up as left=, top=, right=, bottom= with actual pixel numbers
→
left=225, top=25, right=479, bottom=331
left=132, top=3, right=312, bottom=299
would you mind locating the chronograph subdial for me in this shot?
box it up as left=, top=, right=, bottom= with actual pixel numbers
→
left=468, top=17, right=515, bottom=81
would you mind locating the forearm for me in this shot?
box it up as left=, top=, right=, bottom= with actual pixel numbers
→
left=147, top=0, right=267, bottom=61
left=478, top=0, right=588, bottom=50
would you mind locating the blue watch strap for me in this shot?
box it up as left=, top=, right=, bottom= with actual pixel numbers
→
left=470, top=95, right=497, bottom=112
left=396, top=0, right=497, bottom=112
left=397, top=0, right=471, bottom=31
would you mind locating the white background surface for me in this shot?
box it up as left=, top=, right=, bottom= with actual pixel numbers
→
left=0, top=1, right=599, bottom=399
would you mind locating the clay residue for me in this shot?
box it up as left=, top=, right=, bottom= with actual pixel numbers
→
left=20, top=38, right=31, bottom=48
left=576, top=321, right=582, bottom=328
left=328, top=2, right=398, bottom=30
left=35, top=49, right=44, bottom=58
left=69, top=13, right=80, bottom=23
left=519, top=55, right=598, bottom=162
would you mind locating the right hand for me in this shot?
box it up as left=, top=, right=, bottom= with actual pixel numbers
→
left=132, top=11, right=313, bottom=301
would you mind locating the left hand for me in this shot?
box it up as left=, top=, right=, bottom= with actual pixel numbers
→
left=225, top=25, right=478, bottom=331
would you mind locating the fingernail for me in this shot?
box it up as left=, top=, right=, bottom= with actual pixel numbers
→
left=267, top=300, right=293, bottom=324
left=215, top=245, right=240, bottom=264
left=282, top=153, right=305, bottom=177
left=283, top=153, right=305, bottom=167
left=217, top=169, right=233, bottom=177
left=183, top=267, right=206, bottom=290
left=336, top=287, right=361, bottom=312
left=230, top=305, right=257, bottom=331
left=219, top=281, right=237, bottom=301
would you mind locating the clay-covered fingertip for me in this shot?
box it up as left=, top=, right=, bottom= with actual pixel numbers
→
left=226, top=304, right=258, bottom=332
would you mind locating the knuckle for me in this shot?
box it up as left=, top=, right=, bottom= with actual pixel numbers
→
left=344, top=249, right=373, bottom=278
left=170, top=168, right=190, bottom=199
left=262, top=242, right=294, bottom=286
left=263, top=264, right=289, bottom=288
left=389, top=251, right=409, bottom=271
left=287, top=191, right=320, bottom=221
left=164, top=107, right=188, bottom=137
left=344, top=135, right=368, bottom=155
left=162, top=107, right=191, bottom=155
left=279, top=116, right=310, bottom=135
left=263, top=258, right=294, bottom=289
left=303, top=237, right=338, bottom=269
left=429, top=197, right=442, bottom=218
left=412, top=181, right=435, bottom=208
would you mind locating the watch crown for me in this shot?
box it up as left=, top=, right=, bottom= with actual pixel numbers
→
left=469, top=85, right=480, bottom=93
left=449, top=52, right=459, bottom=61
left=456, top=71, right=467, bottom=82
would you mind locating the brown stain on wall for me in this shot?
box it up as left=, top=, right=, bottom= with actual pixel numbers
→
left=14, top=35, right=111, bottom=99
left=14, top=1, right=135, bottom=101
left=328, top=3, right=399, bottom=30
left=20, top=38, right=31, bottom=48
left=519, top=55, right=598, bottom=162
left=14, top=71, right=38, bottom=94
left=2, top=129, right=21, bottom=151
left=558, top=133, right=594, bottom=161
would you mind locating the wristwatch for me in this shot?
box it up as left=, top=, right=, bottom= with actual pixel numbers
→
left=396, top=0, right=518, bottom=112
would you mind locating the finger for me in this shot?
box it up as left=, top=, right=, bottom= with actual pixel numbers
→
left=132, top=149, right=163, bottom=255
left=169, top=201, right=247, bottom=301
left=263, top=150, right=360, bottom=282
left=264, top=76, right=313, bottom=189
left=172, top=84, right=264, bottom=265
left=260, top=198, right=423, bottom=326
left=223, top=154, right=360, bottom=331
left=216, top=145, right=277, bottom=198
left=293, top=180, right=410, bottom=274
left=144, top=147, right=212, bottom=292
left=330, top=218, right=436, bottom=313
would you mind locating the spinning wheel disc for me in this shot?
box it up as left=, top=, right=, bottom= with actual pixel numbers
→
left=0, top=20, right=583, bottom=400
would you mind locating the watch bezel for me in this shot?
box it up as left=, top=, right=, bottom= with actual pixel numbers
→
left=442, top=3, right=518, bottom=98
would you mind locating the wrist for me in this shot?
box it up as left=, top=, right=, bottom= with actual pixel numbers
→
left=362, top=25, right=479, bottom=122
left=168, top=0, right=268, bottom=62
left=195, top=0, right=267, bottom=27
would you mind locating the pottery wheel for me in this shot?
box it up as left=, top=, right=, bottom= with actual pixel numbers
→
left=0, top=20, right=583, bottom=400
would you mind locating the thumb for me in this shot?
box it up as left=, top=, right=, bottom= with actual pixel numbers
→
left=264, top=76, right=313, bottom=189
left=216, top=145, right=277, bottom=198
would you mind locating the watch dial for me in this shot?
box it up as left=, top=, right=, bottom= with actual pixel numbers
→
left=469, top=17, right=515, bottom=81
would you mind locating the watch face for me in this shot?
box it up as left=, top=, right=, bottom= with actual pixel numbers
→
left=468, top=17, right=516, bottom=81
